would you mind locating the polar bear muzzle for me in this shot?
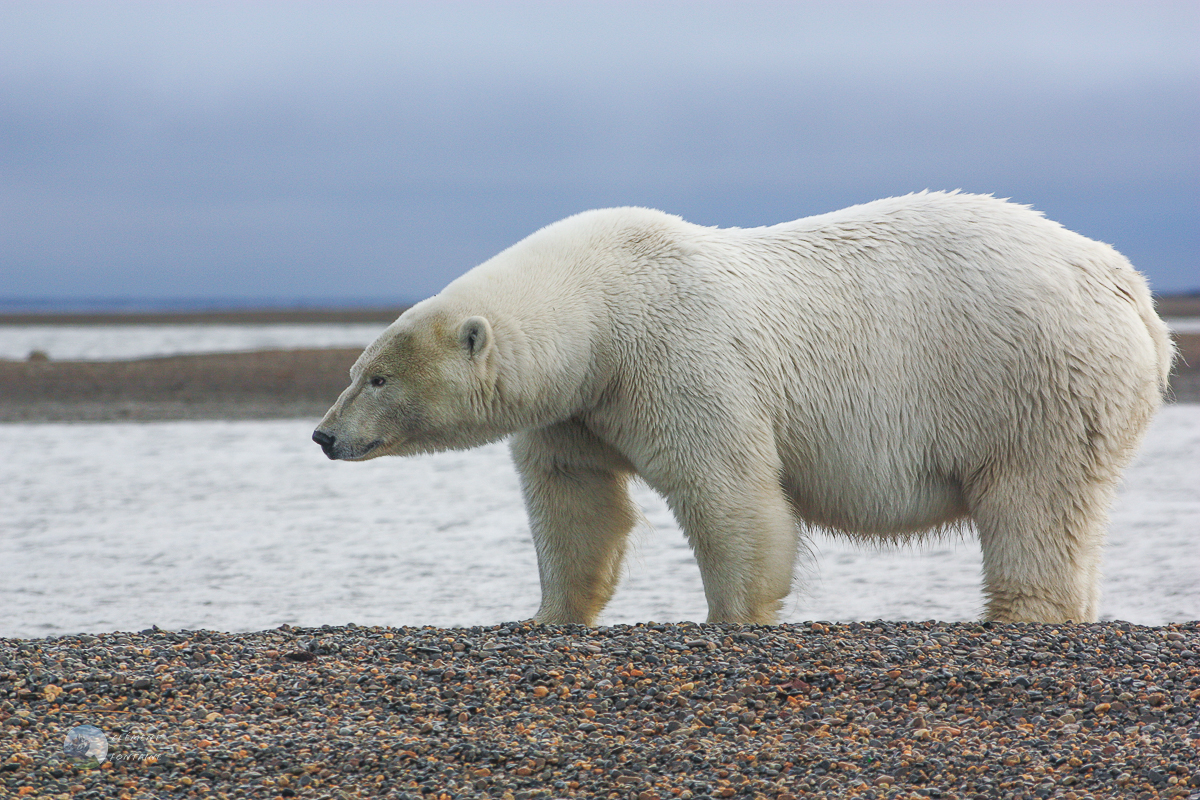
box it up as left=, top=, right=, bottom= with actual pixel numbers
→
left=310, top=429, right=382, bottom=461
left=311, top=429, right=336, bottom=455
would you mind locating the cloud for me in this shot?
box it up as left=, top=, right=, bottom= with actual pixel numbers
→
left=1, top=1, right=1196, bottom=303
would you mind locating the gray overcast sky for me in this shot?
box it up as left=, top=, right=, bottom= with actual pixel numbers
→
left=1, top=1, right=1197, bottom=307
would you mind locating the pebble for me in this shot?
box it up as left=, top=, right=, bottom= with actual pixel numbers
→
left=1, top=620, right=1198, bottom=798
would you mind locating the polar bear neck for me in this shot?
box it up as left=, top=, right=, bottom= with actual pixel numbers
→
left=436, top=207, right=695, bottom=432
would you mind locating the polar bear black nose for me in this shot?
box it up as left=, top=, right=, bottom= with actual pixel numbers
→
left=312, top=430, right=336, bottom=454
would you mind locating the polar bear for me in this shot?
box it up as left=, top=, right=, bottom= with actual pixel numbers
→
left=313, top=192, right=1173, bottom=625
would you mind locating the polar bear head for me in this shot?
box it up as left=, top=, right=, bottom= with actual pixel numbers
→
left=312, top=302, right=503, bottom=461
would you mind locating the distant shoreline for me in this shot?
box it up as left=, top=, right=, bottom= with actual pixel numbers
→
left=0, top=307, right=409, bottom=326
left=0, top=348, right=361, bottom=423
left=1, top=339, right=1196, bottom=422
left=0, top=297, right=1197, bottom=421
left=0, top=292, right=1195, bottom=325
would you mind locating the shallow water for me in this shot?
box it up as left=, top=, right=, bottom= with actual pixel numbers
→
left=3, top=406, right=1197, bottom=638
left=0, top=323, right=389, bottom=361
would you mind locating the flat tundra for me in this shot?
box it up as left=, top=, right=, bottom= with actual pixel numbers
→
left=314, top=192, right=1173, bottom=625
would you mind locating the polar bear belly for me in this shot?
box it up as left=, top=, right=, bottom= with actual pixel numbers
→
left=783, top=465, right=969, bottom=536
left=777, top=426, right=970, bottom=536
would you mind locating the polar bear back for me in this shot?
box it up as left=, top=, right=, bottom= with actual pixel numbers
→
left=439, top=192, right=1169, bottom=538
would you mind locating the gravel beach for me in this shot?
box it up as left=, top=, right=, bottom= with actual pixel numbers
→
left=2, top=621, right=1198, bottom=799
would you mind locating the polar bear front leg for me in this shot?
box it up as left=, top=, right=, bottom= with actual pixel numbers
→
left=510, top=421, right=640, bottom=626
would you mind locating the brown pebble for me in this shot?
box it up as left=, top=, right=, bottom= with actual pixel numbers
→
left=0, top=619, right=1195, bottom=799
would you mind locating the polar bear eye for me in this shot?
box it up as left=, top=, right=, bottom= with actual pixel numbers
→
left=369, top=376, right=387, bottom=387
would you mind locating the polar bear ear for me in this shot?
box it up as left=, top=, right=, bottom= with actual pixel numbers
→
left=458, top=316, right=493, bottom=359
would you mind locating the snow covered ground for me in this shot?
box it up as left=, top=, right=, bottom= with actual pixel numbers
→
left=3, top=406, right=1197, bottom=639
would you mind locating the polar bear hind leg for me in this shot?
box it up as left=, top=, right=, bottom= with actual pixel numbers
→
left=969, top=465, right=1112, bottom=623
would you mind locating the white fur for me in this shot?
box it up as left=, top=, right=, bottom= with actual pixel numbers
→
left=315, top=192, right=1173, bottom=625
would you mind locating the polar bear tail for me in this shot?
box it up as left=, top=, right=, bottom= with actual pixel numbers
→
left=1103, top=243, right=1177, bottom=398
left=1136, top=275, right=1178, bottom=397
